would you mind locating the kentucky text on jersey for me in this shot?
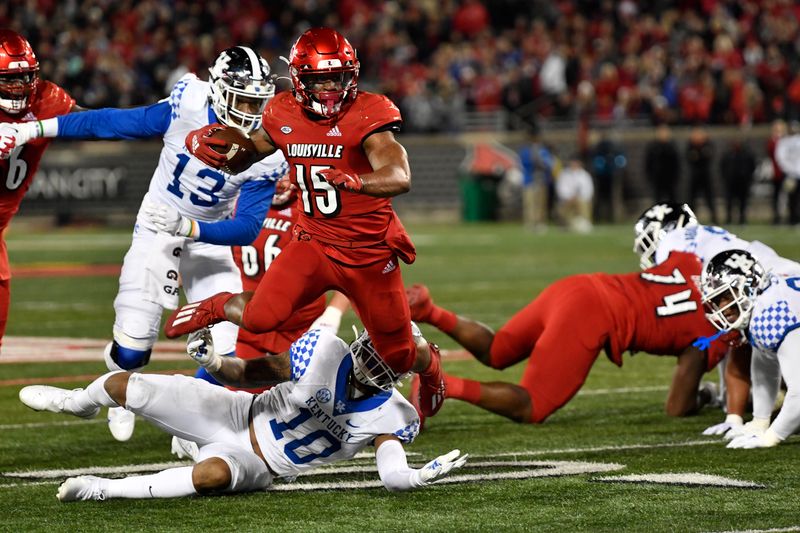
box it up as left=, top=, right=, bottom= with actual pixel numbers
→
left=262, top=217, right=292, bottom=232
left=285, top=143, right=344, bottom=159
left=304, top=396, right=355, bottom=443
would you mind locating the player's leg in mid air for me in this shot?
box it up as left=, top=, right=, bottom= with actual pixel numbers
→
left=166, top=240, right=329, bottom=338
left=105, top=231, right=166, bottom=441
left=406, top=283, right=534, bottom=368
left=20, top=372, right=272, bottom=501
left=347, top=264, right=445, bottom=417
left=180, top=241, right=243, bottom=385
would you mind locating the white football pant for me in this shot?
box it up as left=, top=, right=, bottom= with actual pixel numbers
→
left=125, top=373, right=273, bottom=492
left=113, top=224, right=242, bottom=361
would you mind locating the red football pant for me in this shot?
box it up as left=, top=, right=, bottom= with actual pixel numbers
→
left=0, top=278, right=8, bottom=347
left=489, top=275, right=611, bottom=423
left=241, top=239, right=414, bottom=373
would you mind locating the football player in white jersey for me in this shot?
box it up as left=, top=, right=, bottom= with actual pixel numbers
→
left=633, top=202, right=800, bottom=276
left=700, top=249, right=800, bottom=449
left=18, top=324, right=468, bottom=501
left=0, top=46, right=289, bottom=441
left=633, top=202, right=800, bottom=436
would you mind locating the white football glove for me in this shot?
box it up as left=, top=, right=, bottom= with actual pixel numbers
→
left=0, top=121, right=40, bottom=158
left=186, top=328, right=222, bottom=372
left=0, top=125, right=17, bottom=159
left=0, top=122, right=37, bottom=159
left=142, top=197, right=197, bottom=238
left=723, top=417, right=770, bottom=441
left=727, top=428, right=783, bottom=449
left=702, top=414, right=744, bottom=436
left=411, top=449, right=468, bottom=487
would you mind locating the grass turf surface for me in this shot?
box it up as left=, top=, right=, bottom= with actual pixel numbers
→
left=2, top=222, right=800, bottom=532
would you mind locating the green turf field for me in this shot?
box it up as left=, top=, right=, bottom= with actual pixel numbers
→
left=2, top=222, right=799, bottom=532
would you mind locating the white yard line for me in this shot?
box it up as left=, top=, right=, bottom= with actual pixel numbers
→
left=0, top=419, right=104, bottom=430
left=0, top=441, right=704, bottom=483
left=491, top=439, right=718, bottom=457
left=4, top=461, right=190, bottom=479
left=0, top=336, right=186, bottom=363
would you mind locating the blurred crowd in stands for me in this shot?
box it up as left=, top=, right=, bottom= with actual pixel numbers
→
left=2, top=0, right=800, bottom=133
left=507, top=117, right=800, bottom=231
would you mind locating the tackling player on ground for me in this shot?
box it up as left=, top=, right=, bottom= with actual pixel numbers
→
left=405, top=250, right=736, bottom=425
left=169, top=28, right=445, bottom=418
left=18, top=325, right=466, bottom=500
left=0, top=31, right=78, bottom=351
left=0, top=46, right=288, bottom=441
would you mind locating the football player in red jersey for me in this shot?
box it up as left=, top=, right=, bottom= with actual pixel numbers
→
left=405, top=251, right=738, bottom=425
left=0, top=30, right=79, bottom=349
left=228, top=176, right=350, bottom=393
left=169, top=27, right=445, bottom=416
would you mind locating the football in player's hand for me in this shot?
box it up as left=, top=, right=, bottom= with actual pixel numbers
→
left=207, top=127, right=259, bottom=174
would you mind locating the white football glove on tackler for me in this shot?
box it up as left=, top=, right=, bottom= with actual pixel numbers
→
left=412, top=449, right=469, bottom=486
left=722, top=416, right=770, bottom=441
left=702, top=414, right=744, bottom=437
left=376, top=438, right=468, bottom=492
left=0, top=121, right=41, bottom=159
left=727, top=427, right=783, bottom=449
left=142, top=194, right=199, bottom=239
left=186, top=328, right=222, bottom=372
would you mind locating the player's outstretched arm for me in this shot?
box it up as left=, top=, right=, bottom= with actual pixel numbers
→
left=374, top=435, right=467, bottom=492
left=0, top=103, right=173, bottom=158
left=186, top=328, right=291, bottom=388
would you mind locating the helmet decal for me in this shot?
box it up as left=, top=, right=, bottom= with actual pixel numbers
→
left=701, top=249, right=768, bottom=331
left=208, top=46, right=274, bottom=133
left=633, top=202, right=698, bottom=269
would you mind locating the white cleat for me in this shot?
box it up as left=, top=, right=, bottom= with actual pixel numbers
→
left=18, top=386, right=99, bottom=418
left=170, top=436, right=200, bottom=462
left=57, top=476, right=107, bottom=502
left=107, top=406, right=136, bottom=442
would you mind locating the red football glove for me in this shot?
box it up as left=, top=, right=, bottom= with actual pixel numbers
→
left=185, top=124, right=229, bottom=168
left=317, top=168, right=363, bottom=192
left=164, top=292, right=235, bottom=338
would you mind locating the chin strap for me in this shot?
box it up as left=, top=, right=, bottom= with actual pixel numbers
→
left=693, top=329, right=729, bottom=351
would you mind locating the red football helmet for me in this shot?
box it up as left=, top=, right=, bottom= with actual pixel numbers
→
left=0, top=30, right=39, bottom=115
left=288, top=28, right=359, bottom=120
